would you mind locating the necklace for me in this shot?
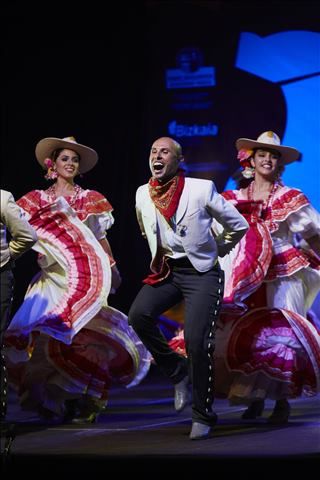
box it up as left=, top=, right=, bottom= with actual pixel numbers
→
left=47, top=183, right=82, bottom=209
left=247, top=181, right=279, bottom=216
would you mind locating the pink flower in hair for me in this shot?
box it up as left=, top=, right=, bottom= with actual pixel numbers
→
left=237, top=148, right=254, bottom=170
left=44, top=158, right=54, bottom=169
left=237, top=149, right=253, bottom=162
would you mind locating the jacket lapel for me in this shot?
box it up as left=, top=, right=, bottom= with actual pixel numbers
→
left=176, top=182, right=188, bottom=224
left=143, top=192, right=157, bottom=231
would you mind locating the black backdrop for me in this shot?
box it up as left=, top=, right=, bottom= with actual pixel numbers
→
left=3, top=0, right=320, bottom=315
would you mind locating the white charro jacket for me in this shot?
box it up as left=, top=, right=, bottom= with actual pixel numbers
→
left=136, top=177, right=249, bottom=273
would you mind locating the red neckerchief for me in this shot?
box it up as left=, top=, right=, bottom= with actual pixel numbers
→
left=148, top=169, right=185, bottom=222
left=143, top=170, right=185, bottom=285
left=143, top=256, right=171, bottom=286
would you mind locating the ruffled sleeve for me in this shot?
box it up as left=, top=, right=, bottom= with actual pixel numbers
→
left=85, top=211, right=115, bottom=240
left=17, top=190, right=44, bottom=220
left=76, top=189, right=115, bottom=240
left=286, top=204, right=320, bottom=239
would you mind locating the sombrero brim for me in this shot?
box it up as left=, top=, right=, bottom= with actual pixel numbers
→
left=236, top=138, right=300, bottom=164
left=35, top=138, right=98, bottom=174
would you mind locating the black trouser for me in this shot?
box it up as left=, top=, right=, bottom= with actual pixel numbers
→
left=128, top=258, right=224, bottom=426
left=0, top=263, right=15, bottom=420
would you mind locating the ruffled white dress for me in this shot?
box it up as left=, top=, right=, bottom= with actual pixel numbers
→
left=5, top=186, right=151, bottom=415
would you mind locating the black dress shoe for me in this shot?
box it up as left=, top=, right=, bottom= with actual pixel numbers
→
left=63, top=399, right=79, bottom=422
left=174, top=376, right=189, bottom=412
left=64, top=399, right=99, bottom=424
left=189, top=422, right=212, bottom=440
left=267, top=399, right=291, bottom=425
left=241, top=399, right=265, bottom=419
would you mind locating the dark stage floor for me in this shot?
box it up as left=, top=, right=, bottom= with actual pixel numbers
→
left=1, top=365, right=319, bottom=478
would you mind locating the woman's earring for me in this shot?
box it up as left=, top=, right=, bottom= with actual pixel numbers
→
left=242, top=166, right=255, bottom=179
left=45, top=167, right=58, bottom=180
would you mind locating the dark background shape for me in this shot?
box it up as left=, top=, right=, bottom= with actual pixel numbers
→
left=2, top=0, right=320, bottom=315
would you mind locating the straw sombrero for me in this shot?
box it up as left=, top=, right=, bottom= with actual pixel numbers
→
left=236, top=131, right=300, bottom=164
left=35, top=136, right=98, bottom=174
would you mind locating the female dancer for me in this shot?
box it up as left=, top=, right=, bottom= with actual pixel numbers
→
left=5, top=136, right=150, bottom=423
